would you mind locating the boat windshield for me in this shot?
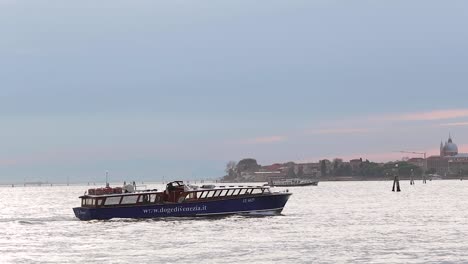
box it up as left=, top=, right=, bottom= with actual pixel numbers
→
left=166, top=181, right=185, bottom=191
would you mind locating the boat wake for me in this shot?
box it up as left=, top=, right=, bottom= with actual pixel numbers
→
left=238, top=209, right=284, bottom=216
left=0, top=216, right=77, bottom=224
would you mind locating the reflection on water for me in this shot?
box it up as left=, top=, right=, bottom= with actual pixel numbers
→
left=1, top=181, right=468, bottom=263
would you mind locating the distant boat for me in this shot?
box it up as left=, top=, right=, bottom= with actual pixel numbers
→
left=73, top=181, right=292, bottom=220
left=268, top=178, right=319, bottom=187
left=23, top=181, right=48, bottom=186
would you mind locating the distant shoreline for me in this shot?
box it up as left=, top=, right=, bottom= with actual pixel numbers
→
left=1, top=176, right=463, bottom=188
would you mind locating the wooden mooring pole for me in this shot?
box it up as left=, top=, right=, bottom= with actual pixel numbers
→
left=410, top=169, right=415, bottom=185
left=392, top=175, right=401, bottom=192
left=392, top=164, right=401, bottom=192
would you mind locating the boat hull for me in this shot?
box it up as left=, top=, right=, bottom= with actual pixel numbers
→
left=73, top=193, right=291, bottom=220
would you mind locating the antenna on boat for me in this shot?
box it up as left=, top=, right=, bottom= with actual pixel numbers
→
left=106, top=170, right=109, bottom=188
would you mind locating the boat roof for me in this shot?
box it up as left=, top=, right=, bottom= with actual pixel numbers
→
left=80, top=189, right=159, bottom=199
left=199, top=185, right=267, bottom=189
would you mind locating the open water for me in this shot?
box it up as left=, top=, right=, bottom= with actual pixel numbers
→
left=1, top=181, right=468, bottom=264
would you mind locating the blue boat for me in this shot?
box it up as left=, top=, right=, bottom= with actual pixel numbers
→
left=73, top=181, right=292, bottom=220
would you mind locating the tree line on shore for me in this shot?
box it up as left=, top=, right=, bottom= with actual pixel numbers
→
left=326, top=158, right=424, bottom=178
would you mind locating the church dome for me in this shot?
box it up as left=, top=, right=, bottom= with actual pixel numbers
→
left=441, top=136, right=458, bottom=156
left=444, top=142, right=458, bottom=153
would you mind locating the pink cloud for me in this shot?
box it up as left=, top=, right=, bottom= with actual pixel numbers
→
left=0, top=159, right=20, bottom=166
left=459, top=144, right=468, bottom=152
left=385, top=109, right=468, bottom=121
left=438, top=122, right=468, bottom=127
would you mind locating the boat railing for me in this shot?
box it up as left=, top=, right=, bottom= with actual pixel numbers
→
left=182, top=186, right=270, bottom=202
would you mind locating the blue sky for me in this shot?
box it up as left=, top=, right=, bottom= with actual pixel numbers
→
left=1, top=1, right=468, bottom=183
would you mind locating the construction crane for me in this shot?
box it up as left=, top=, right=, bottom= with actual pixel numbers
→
left=397, top=151, right=427, bottom=171
left=398, top=151, right=426, bottom=159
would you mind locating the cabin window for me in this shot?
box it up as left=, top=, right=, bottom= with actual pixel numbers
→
left=138, top=195, right=146, bottom=203
left=239, top=189, right=249, bottom=195
left=219, top=190, right=228, bottom=196
left=97, top=199, right=104, bottom=206
left=138, top=195, right=150, bottom=203
left=200, top=191, right=209, bottom=199
left=104, top=196, right=121, bottom=205
left=155, top=195, right=163, bottom=203
left=121, top=195, right=138, bottom=204
left=84, top=198, right=95, bottom=206
left=203, top=191, right=213, bottom=198
left=226, top=189, right=236, bottom=196
left=251, top=189, right=263, bottom=194
left=150, top=194, right=157, bottom=202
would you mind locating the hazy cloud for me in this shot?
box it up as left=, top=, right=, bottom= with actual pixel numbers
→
left=241, top=136, right=287, bottom=145
left=385, top=109, right=468, bottom=122
left=308, top=128, right=370, bottom=135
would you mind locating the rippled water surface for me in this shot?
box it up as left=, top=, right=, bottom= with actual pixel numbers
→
left=1, top=181, right=468, bottom=264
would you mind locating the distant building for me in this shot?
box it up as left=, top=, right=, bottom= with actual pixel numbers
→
left=407, top=158, right=425, bottom=169
left=349, top=158, right=363, bottom=170
left=294, top=163, right=321, bottom=178
left=426, top=156, right=448, bottom=174
left=261, top=163, right=282, bottom=172
left=426, top=135, right=468, bottom=176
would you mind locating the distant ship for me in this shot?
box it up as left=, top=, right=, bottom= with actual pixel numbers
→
left=73, top=181, right=292, bottom=220
left=268, top=178, right=319, bottom=187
